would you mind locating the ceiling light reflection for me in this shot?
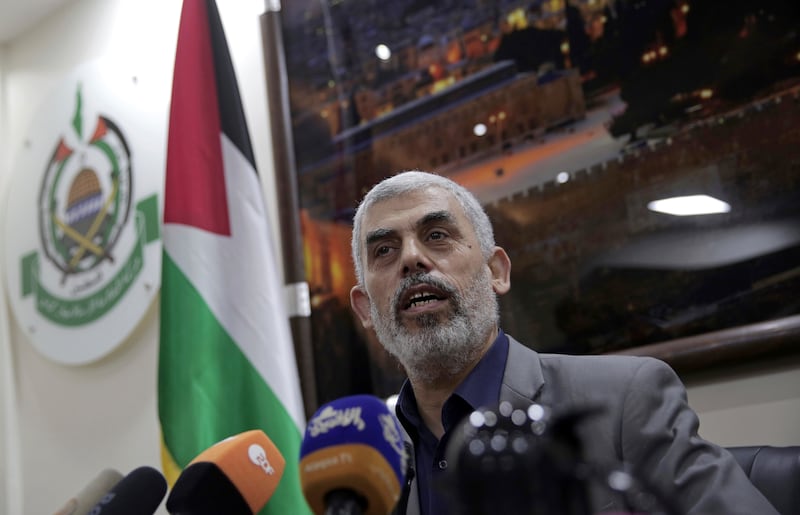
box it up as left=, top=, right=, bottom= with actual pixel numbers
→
left=647, top=194, right=731, bottom=216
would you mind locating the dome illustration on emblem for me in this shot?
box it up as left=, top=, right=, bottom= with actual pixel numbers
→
left=60, top=167, right=110, bottom=258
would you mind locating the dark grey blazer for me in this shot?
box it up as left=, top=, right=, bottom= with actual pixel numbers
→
left=400, top=335, right=779, bottom=515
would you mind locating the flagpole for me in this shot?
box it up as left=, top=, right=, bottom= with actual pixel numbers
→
left=260, top=0, right=318, bottom=419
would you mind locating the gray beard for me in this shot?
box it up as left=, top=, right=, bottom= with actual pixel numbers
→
left=370, top=269, right=499, bottom=385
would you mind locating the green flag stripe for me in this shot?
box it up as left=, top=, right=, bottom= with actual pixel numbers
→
left=158, top=252, right=309, bottom=513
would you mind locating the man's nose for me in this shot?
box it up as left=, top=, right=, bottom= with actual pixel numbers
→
left=400, top=239, right=431, bottom=275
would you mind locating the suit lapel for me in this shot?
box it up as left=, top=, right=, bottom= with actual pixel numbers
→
left=499, top=335, right=545, bottom=406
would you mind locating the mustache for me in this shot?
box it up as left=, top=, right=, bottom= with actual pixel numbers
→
left=392, top=273, right=458, bottom=310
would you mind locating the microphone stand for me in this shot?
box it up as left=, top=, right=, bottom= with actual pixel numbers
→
left=324, top=489, right=366, bottom=515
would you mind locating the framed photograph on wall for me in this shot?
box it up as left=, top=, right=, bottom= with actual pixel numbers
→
left=278, top=0, right=800, bottom=402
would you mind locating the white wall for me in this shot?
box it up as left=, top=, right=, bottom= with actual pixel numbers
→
left=1, top=1, right=799, bottom=514
left=685, top=353, right=800, bottom=447
left=0, top=1, right=280, bottom=513
left=1, top=36, right=24, bottom=515
left=1, top=38, right=7, bottom=514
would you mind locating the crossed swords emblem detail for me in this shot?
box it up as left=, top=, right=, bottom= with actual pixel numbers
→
left=52, top=177, right=118, bottom=282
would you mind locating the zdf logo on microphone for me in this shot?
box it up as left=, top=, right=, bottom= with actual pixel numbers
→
left=248, top=444, right=277, bottom=475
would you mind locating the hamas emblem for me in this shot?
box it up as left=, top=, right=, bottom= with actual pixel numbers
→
left=38, top=96, right=132, bottom=291
left=9, top=79, right=161, bottom=365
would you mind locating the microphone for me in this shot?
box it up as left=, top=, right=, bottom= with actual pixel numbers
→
left=442, top=401, right=680, bottom=515
left=442, top=401, right=604, bottom=514
left=165, top=429, right=285, bottom=514
left=85, top=466, right=167, bottom=515
left=299, top=394, right=407, bottom=515
left=53, top=468, right=124, bottom=515
left=442, top=401, right=594, bottom=515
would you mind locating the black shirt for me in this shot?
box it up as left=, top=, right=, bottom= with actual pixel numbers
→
left=395, top=331, right=510, bottom=515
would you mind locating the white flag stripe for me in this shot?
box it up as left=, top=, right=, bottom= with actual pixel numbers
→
left=163, top=133, right=305, bottom=430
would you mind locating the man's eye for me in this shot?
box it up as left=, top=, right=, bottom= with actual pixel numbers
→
left=428, top=231, right=446, bottom=241
left=375, top=245, right=392, bottom=257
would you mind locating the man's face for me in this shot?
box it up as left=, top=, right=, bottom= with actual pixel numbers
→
left=350, top=187, right=510, bottom=381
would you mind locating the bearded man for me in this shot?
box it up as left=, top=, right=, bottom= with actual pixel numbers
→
left=349, top=170, right=777, bottom=515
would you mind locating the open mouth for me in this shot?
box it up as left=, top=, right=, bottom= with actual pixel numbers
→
left=400, top=285, right=449, bottom=311
left=405, top=291, right=443, bottom=309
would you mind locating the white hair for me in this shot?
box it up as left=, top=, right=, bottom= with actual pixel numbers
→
left=351, top=170, right=496, bottom=285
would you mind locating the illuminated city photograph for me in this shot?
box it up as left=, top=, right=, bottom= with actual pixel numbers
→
left=280, top=0, right=800, bottom=400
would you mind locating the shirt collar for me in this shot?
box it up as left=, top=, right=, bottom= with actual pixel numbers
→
left=453, top=329, right=509, bottom=411
left=396, top=330, right=510, bottom=437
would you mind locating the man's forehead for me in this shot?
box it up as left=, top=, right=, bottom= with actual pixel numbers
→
left=362, top=187, right=464, bottom=227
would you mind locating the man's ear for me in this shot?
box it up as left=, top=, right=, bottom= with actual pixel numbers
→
left=488, top=246, right=511, bottom=295
left=350, top=285, right=374, bottom=329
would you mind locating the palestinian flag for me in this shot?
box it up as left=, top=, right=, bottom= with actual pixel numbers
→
left=158, top=1, right=310, bottom=513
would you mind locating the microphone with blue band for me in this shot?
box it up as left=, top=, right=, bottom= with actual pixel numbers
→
left=53, top=468, right=124, bottom=515
left=84, top=466, right=167, bottom=515
left=299, top=394, right=408, bottom=515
